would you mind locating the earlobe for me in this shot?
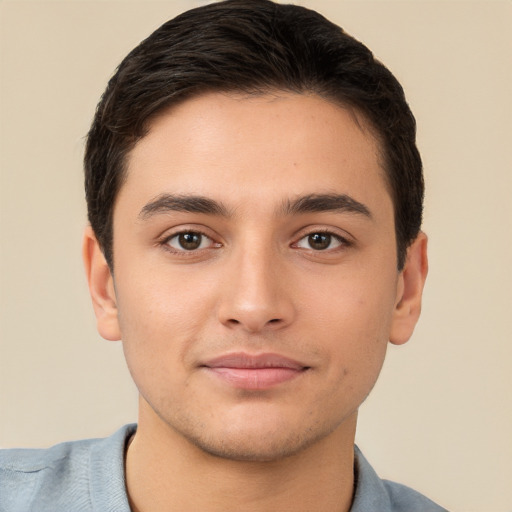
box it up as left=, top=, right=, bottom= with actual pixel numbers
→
left=82, top=226, right=121, bottom=341
left=389, top=232, right=428, bottom=346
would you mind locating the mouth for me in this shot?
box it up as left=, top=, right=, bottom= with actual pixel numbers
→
left=201, top=352, right=310, bottom=390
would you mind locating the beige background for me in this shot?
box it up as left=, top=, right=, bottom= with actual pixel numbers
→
left=1, top=1, right=511, bottom=510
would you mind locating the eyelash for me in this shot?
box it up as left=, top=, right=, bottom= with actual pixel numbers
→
left=158, top=228, right=352, bottom=255
left=293, top=229, right=351, bottom=252
left=160, top=229, right=219, bottom=255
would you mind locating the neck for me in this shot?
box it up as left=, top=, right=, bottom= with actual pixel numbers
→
left=126, top=403, right=357, bottom=512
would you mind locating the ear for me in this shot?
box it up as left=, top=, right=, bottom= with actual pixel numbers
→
left=82, top=225, right=121, bottom=341
left=389, top=232, right=428, bottom=345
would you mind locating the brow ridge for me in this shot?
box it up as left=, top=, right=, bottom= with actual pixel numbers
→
left=139, top=192, right=372, bottom=221
left=282, top=193, right=372, bottom=218
left=139, top=194, right=231, bottom=219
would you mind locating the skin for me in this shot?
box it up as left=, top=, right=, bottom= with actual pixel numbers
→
left=83, top=92, right=428, bottom=511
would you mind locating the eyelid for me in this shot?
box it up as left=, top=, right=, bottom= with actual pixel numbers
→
left=295, top=232, right=344, bottom=250
left=292, top=226, right=354, bottom=245
left=168, top=232, right=213, bottom=251
left=158, top=226, right=222, bottom=254
left=156, top=224, right=353, bottom=256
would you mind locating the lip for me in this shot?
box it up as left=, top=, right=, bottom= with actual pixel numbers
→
left=201, top=352, right=309, bottom=390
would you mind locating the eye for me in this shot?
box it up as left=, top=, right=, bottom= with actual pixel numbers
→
left=166, top=231, right=214, bottom=251
left=295, top=232, right=345, bottom=251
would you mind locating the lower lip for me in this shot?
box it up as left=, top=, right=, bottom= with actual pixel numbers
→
left=205, top=367, right=305, bottom=390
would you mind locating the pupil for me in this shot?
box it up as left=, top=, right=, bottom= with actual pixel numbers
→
left=309, top=233, right=330, bottom=250
left=179, top=232, right=201, bottom=250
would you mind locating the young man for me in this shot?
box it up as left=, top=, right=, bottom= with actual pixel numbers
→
left=0, top=1, right=445, bottom=510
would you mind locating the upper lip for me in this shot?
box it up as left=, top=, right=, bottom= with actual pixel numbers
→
left=202, top=352, right=308, bottom=370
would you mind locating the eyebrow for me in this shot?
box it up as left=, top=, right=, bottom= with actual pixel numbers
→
left=138, top=192, right=372, bottom=221
left=139, top=194, right=231, bottom=220
left=281, top=193, right=372, bottom=218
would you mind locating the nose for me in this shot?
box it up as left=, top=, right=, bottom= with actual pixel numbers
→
left=217, top=244, right=295, bottom=333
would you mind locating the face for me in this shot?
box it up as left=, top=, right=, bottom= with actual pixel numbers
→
left=87, top=92, right=425, bottom=462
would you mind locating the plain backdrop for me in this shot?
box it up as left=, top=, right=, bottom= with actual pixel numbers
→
left=1, top=1, right=511, bottom=511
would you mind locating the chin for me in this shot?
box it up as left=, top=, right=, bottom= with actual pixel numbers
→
left=191, top=434, right=315, bottom=462
left=176, top=416, right=339, bottom=463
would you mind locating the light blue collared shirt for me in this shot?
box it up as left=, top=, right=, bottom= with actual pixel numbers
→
left=0, top=424, right=447, bottom=511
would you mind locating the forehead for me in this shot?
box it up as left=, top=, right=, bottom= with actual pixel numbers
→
left=118, top=91, right=391, bottom=218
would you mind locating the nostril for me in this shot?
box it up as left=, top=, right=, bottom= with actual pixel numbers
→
left=269, top=319, right=281, bottom=323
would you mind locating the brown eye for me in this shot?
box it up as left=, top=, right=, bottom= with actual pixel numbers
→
left=179, top=233, right=202, bottom=250
left=295, top=232, right=344, bottom=251
left=308, top=233, right=332, bottom=250
left=167, top=232, right=210, bottom=251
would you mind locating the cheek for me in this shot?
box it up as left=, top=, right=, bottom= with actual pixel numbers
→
left=316, top=297, right=390, bottom=415
left=116, top=262, right=213, bottom=333
left=300, top=265, right=396, bottom=383
left=113, top=270, right=212, bottom=383
left=300, top=263, right=397, bottom=337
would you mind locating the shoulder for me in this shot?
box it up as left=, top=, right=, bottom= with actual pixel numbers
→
left=352, top=446, right=449, bottom=512
left=0, top=424, right=135, bottom=512
left=380, top=479, right=448, bottom=512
